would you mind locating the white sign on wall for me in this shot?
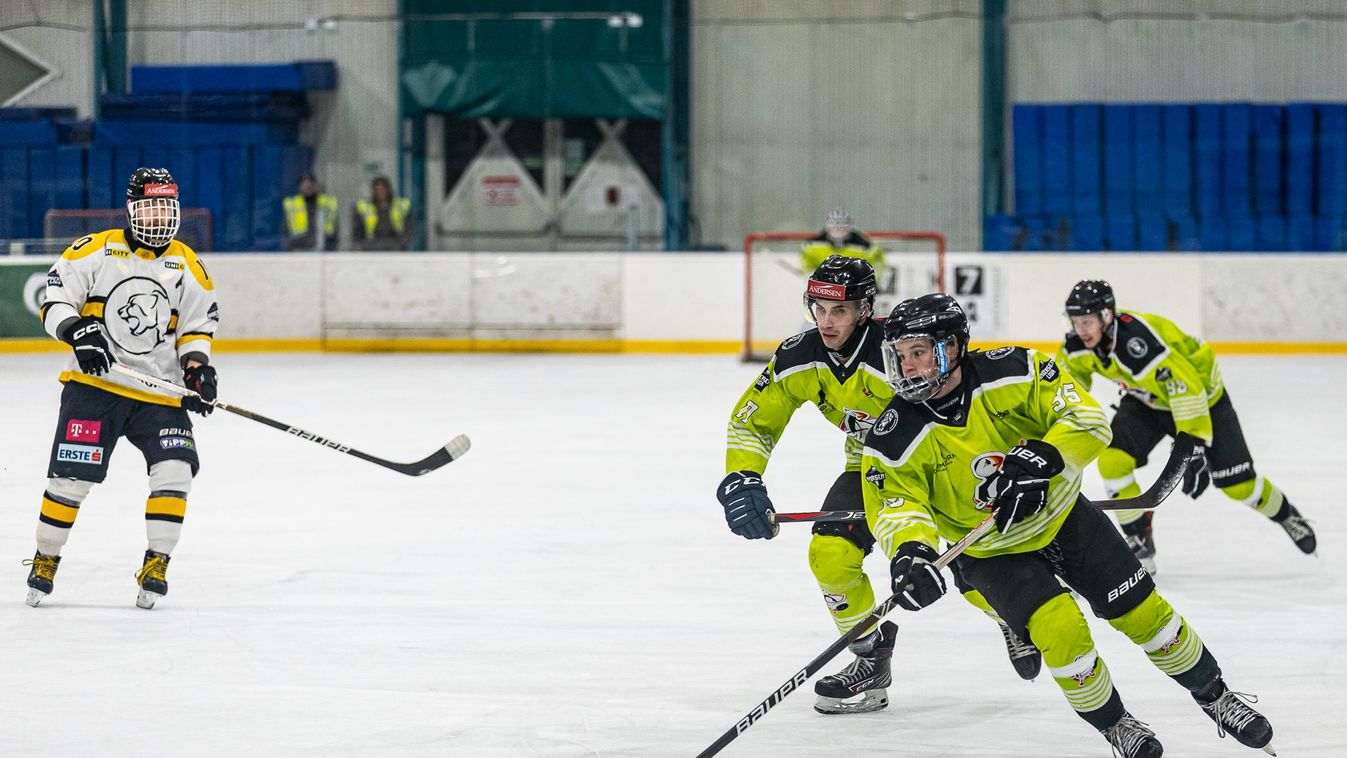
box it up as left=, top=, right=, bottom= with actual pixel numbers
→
left=480, top=175, right=521, bottom=206
left=949, top=262, right=1004, bottom=339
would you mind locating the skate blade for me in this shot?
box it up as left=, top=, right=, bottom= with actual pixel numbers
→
left=25, top=588, right=48, bottom=607
left=813, top=689, right=888, bottom=714
left=136, top=589, right=163, bottom=609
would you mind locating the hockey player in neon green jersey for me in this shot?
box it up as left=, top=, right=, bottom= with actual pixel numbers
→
left=1057, top=280, right=1316, bottom=574
left=718, top=257, right=1041, bottom=717
left=800, top=209, right=889, bottom=288
left=865, top=293, right=1276, bottom=757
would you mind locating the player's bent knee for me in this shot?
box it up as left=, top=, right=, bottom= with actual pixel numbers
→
left=47, top=477, right=94, bottom=503
left=1026, top=594, right=1094, bottom=667
left=1219, top=478, right=1256, bottom=501
left=149, top=459, right=194, bottom=495
left=808, top=534, right=865, bottom=588
left=1096, top=447, right=1137, bottom=480
left=1107, top=590, right=1175, bottom=645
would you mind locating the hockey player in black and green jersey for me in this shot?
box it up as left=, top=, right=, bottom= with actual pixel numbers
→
left=864, top=293, right=1275, bottom=757
left=717, top=257, right=1041, bottom=717
left=1057, top=280, right=1316, bottom=574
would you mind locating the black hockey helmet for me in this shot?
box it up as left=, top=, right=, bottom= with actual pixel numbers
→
left=1064, top=280, right=1115, bottom=317
left=881, top=293, right=970, bottom=402
left=803, top=254, right=878, bottom=321
left=126, top=167, right=180, bottom=248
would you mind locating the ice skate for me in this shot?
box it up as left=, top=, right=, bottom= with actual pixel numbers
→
left=1274, top=504, right=1316, bottom=555
left=814, top=620, right=897, bottom=714
left=1122, top=513, right=1157, bottom=575
left=998, top=622, right=1042, bottom=680
left=135, top=550, right=170, bottom=609
left=23, top=552, right=61, bottom=607
left=1193, top=678, right=1275, bottom=754
left=1099, top=711, right=1164, bottom=758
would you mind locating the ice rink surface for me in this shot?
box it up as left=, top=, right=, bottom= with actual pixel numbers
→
left=1, top=351, right=1344, bottom=757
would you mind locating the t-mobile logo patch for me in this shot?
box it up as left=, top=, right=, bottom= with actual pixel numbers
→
left=66, top=419, right=102, bottom=442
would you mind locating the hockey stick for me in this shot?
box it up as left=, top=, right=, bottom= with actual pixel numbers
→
left=108, top=363, right=470, bottom=476
left=697, top=433, right=1197, bottom=757
left=771, top=433, right=1200, bottom=526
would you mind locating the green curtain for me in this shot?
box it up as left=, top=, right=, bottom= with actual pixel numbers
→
left=402, top=1, right=667, bottom=119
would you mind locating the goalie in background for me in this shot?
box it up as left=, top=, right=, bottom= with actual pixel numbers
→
left=801, top=209, right=892, bottom=295
left=717, top=256, right=1042, bottom=718
left=1057, top=280, right=1316, bottom=575
left=25, top=167, right=220, bottom=611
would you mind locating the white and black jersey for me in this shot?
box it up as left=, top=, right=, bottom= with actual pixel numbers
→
left=41, top=228, right=218, bottom=406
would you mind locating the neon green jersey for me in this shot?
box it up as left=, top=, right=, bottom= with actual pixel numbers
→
left=800, top=232, right=888, bottom=282
left=1055, top=310, right=1224, bottom=444
left=861, top=348, right=1112, bottom=559
left=726, top=321, right=892, bottom=475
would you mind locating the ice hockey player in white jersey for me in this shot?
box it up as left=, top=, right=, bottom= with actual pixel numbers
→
left=25, top=167, right=220, bottom=610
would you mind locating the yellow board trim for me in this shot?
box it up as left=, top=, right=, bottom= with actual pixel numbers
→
left=4, top=338, right=1347, bottom=355
left=41, top=497, right=80, bottom=524
left=146, top=496, right=188, bottom=518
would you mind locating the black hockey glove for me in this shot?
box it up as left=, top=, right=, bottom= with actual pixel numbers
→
left=977, top=439, right=1066, bottom=534
left=181, top=363, right=218, bottom=416
left=717, top=471, right=778, bottom=540
left=889, top=541, right=947, bottom=611
left=60, top=316, right=111, bottom=376
left=1182, top=443, right=1210, bottom=498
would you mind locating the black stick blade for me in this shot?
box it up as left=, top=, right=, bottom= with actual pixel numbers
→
left=389, top=434, right=471, bottom=476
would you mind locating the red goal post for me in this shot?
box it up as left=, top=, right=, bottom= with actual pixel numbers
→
left=742, top=230, right=947, bottom=362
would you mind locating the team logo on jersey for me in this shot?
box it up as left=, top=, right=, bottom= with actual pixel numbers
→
left=881, top=497, right=905, bottom=509
left=104, top=276, right=171, bottom=355
left=56, top=444, right=103, bottom=464
left=1158, top=631, right=1184, bottom=656
left=985, top=347, right=1014, bottom=360
left=754, top=367, right=771, bottom=391
left=207, top=302, right=220, bottom=322
left=1038, top=359, right=1059, bottom=382
left=822, top=591, right=850, bottom=613
left=970, top=452, right=1007, bottom=510
left=1155, top=367, right=1171, bottom=381
left=66, top=419, right=101, bottom=443
left=781, top=333, right=806, bottom=351
left=1126, top=337, right=1148, bottom=359
left=864, top=465, right=885, bottom=488
left=873, top=408, right=900, bottom=435
left=840, top=409, right=876, bottom=440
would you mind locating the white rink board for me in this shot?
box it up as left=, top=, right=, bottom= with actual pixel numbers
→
left=0, top=352, right=1343, bottom=756
left=202, top=252, right=1347, bottom=345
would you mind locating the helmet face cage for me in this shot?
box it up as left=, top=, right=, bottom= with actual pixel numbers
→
left=128, top=196, right=181, bottom=247
left=825, top=208, right=853, bottom=244
left=882, top=333, right=957, bottom=402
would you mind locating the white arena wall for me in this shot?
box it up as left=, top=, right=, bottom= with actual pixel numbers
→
left=2, top=252, right=1345, bottom=354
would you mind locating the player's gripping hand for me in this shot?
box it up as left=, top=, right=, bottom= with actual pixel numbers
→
left=60, top=316, right=111, bottom=376
left=977, top=439, right=1065, bottom=534
left=717, top=471, right=778, bottom=540
left=181, top=363, right=218, bottom=416
left=1182, top=443, right=1210, bottom=498
left=889, top=541, right=946, bottom=611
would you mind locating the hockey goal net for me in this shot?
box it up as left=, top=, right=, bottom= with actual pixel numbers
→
left=742, top=230, right=946, bottom=362
left=44, top=209, right=214, bottom=252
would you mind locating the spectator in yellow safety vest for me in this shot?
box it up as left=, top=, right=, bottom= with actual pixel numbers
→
left=282, top=172, right=338, bottom=251
left=353, top=176, right=413, bottom=251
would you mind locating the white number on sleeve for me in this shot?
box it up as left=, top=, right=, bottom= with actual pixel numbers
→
left=735, top=401, right=759, bottom=422
left=1052, top=383, right=1082, bottom=412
